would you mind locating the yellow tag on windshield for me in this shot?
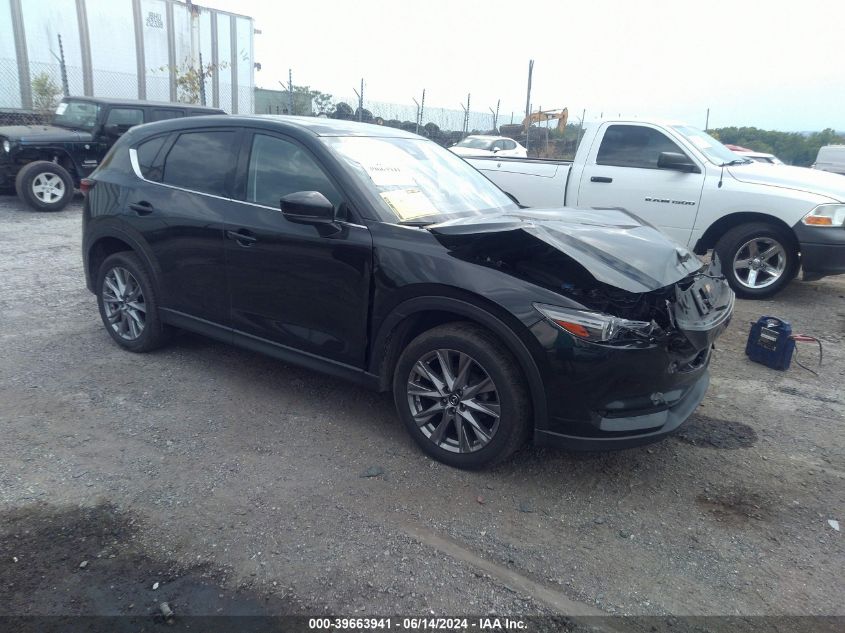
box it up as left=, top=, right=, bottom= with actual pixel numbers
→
left=380, top=188, right=438, bottom=221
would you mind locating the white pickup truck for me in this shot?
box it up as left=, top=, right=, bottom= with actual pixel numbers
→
left=467, top=120, right=845, bottom=298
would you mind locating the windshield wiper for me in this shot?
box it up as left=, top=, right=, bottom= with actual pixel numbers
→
left=397, top=219, right=436, bottom=227
left=721, top=158, right=751, bottom=166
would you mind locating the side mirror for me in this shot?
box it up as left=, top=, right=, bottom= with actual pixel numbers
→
left=280, top=191, right=335, bottom=224
left=657, top=151, right=700, bottom=173
left=491, top=147, right=501, bottom=153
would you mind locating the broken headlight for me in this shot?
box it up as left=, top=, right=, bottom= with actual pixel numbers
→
left=534, top=303, right=656, bottom=343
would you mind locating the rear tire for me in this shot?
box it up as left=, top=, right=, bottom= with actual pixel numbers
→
left=714, top=222, right=798, bottom=299
left=96, top=251, right=171, bottom=352
left=392, top=322, right=531, bottom=469
left=15, top=160, right=74, bottom=212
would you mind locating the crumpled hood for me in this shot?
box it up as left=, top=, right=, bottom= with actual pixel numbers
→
left=728, top=162, right=845, bottom=202
left=429, top=207, right=703, bottom=293
left=0, top=125, right=89, bottom=143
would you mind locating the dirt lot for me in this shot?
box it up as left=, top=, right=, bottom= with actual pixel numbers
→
left=1, top=196, right=843, bottom=625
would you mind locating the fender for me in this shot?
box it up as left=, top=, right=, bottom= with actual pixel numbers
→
left=18, top=144, right=85, bottom=182
left=83, top=219, right=162, bottom=295
left=369, top=294, right=548, bottom=429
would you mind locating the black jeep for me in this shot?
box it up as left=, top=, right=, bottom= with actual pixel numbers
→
left=0, top=97, right=223, bottom=211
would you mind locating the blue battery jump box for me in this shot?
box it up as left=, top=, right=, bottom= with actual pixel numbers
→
left=745, top=316, right=795, bottom=370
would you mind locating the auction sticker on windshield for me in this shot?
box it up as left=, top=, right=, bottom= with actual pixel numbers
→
left=380, top=188, right=438, bottom=220
left=55, top=102, right=68, bottom=115
left=364, top=164, right=417, bottom=187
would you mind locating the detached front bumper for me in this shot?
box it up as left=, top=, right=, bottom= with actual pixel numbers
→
left=794, top=222, right=845, bottom=280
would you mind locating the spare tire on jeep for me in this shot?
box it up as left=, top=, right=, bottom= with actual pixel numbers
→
left=15, top=161, right=74, bottom=212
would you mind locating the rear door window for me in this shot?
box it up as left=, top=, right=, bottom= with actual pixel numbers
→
left=245, top=133, right=341, bottom=208
left=161, top=130, right=237, bottom=197
left=596, top=124, right=687, bottom=169
left=151, top=109, right=184, bottom=122
left=106, top=107, right=145, bottom=127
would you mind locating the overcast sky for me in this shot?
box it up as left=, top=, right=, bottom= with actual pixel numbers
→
left=200, top=0, right=843, bottom=131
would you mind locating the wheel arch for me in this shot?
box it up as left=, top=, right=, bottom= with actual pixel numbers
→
left=85, top=226, right=162, bottom=295
left=370, top=294, right=548, bottom=429
left=693, top=212, right=799, bottom=255
left=18, top=148, right=81, bottom=184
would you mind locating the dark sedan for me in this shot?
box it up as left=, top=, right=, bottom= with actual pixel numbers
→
left=82, top=115, right=733, bottom=469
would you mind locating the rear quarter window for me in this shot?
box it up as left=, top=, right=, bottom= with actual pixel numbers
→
left=161, top=130, right=237, bottom=196
left=135, top=135, right=170, bottom=182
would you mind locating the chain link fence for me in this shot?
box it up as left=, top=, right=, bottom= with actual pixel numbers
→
left=1, top=54, right=570, bottom=155
left=0, top=55, right=254, bottom=125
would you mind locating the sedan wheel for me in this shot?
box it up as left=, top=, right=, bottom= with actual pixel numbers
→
left=102, top=266, right=147, bottom=341
left=732, top=237, right=787, bottom=290
left=407, top=349, right=501, bottom=454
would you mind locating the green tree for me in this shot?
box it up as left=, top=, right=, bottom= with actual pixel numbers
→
left=31, top=72, right=62, bottom=115
left=311, top=90, right=334, bottom=116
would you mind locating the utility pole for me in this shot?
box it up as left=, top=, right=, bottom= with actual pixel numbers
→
left=289, top=69, right=294, bottom=114
left=419, top=89, right=425, bottom=131
left=56, top=34, right=69, bottom=96
left=577, top=108, right=586, bottom=147
left=524, top=60, right=534, bottom=153
left=459, top=94, right=470, bottom=137
left=705, top=107, right=710, bottom=131
left=352, top=78, right=364, bottom=122
left=489, top=98, right=500, bottom=133
left=413, top=97, right=420, bottom=135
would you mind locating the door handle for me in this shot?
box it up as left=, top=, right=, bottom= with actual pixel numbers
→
left=226, top=229, right=258, bottom=246
left=128, top=201, right=154, bottom=215
left=590, top=176, right=613, bottom=183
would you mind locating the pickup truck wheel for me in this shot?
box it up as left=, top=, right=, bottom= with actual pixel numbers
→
left=393, top=322, right=530, bottom=470
left=15, top=161, right=74, bottom=212
left=714, top=222, right=798, bottom=299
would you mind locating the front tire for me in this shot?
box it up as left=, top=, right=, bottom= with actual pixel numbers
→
left=392, top=322, right=531, bottom=469
left=714, top=222, right=798, bottom=299
left=15, top=161, right=74, bottom=212
left=96, top=252, right=171, bottom=352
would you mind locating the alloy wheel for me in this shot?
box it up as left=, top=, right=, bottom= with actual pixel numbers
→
left=102, top=267, right=146, bottom=341
left=732, top=237, right=787, bottom=289
left=406, top=349, right=501, bottom=454
left=31, top=172, right=66, bottom=204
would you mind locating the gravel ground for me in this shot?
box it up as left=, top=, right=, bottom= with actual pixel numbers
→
left=0, top=195, right=843, bottom=622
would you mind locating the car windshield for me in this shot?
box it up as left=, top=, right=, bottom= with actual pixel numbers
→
left=52, top=100, right=101, bottom=131
left=323, top=136, right=518, bottom=224
left=454, top=137, right=495, bottom=150
left=671, top=125, right=747, bottom=165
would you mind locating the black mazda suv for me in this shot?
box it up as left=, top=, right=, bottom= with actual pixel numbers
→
left=82, top=115, right=734, bottom=469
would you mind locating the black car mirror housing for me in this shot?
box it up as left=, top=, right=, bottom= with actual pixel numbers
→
left=280, top=191, right=336, bottom=225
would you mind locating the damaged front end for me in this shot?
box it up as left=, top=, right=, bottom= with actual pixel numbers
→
left=429, top=207, right=734, bottom=354
left=429, top=208, right=734, bottom=446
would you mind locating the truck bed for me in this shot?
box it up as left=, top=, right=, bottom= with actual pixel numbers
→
left=466, top=156, right=573, bottom=208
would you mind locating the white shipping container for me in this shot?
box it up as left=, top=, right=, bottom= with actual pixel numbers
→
left=0, top=0, right=254, bottom=113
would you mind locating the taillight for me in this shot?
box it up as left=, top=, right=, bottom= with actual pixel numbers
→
left=80, top=178, right=95, bottom=195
